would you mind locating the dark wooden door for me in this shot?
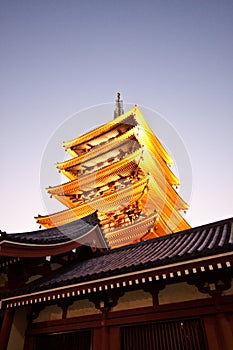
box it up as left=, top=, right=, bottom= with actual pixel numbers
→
left=121, top=318, right=208, bottom=350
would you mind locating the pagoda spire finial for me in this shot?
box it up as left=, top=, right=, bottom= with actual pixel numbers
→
left=114, top=92, right=124, bottom=118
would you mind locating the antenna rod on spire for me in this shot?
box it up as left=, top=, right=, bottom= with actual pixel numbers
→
left=114, top=92, right=124, bottom=118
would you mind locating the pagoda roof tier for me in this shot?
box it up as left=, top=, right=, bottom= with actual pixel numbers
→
left=158, top=208, right=190, bottom=233
left=36, top=177, right=190, bottom=244
left=54, top=145, right=179, bottom=200
left=142, top=179, right=190, bottom=227
left=139, top=190, right=190, bottom=233
left=57, top=126, right=177, bottom=188
left=49, top=148, right=143, bottom=196
left=0, top=212, right=108, bottom=258
left=37, top=174, right=189, bottom=230
left=104, top=212, right=189, bottom=249
left=104, top=212, right=157, bottom=248
left=49, top=141, right=187, bottom=212
left=57, top=129, right=139, bottom=172
left=62, top=109, right=138, bottom=151
left=62, top=106, right=174, bottom=166
left=35, top=176, right=150, bottom=228
left=99, top=196, right=190, bottom=244
left=49, top=172, right=187, bottom=215
left=2, top=217, right=232, bottom=310
left=50, top=163, right=143, bottom=209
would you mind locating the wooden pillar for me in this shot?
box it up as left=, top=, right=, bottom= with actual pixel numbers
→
left=210, top=294, right=233, bottom=350
left=23, top=335, right=34, bottom=350
left=0, top=309, right=14, bottom=350
left=93, top=328, right=102, bottom=350
left=109, top=326, right=121, bottom=350
left=101, top=310, right=109, bottom=350
left=90, top=291, right=123, bottom=350
left=216, top=313, right=233, bottom=350
left=203, top=316, right=221, bottom=350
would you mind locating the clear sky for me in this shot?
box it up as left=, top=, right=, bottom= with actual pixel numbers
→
left=1, top=0, right=233, bottom=233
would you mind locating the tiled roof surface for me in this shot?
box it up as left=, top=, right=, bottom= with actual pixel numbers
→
left=0, top=212, right=99, bottom=245
left=16, top=217, right=233, bottom=294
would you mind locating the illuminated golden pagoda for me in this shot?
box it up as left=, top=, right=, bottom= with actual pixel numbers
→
left=35, top=95, right=190, bottom=248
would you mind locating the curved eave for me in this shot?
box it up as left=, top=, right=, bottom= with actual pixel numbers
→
left=50, top=166, right=181, bottom=211
left=57, top=126, right=139, bottom=171
left=58, top=107, right=174, bottom=173
left=53, top=142, right=179, bottom=203
left=107, top=211, right=190, bottom=249
left=36, top=176, right=149, bottom=228
left=145, top=187, right=190, bottom=229
left=62, top=106, right=137, bottom=150
left=0, top=226, right=106, bottom=258
left=159, top=211, right=191, bottom=234
left=135, top=107, right=174, bottom=165
left=48, top=149, right=143, bottom=196
left=105, top=213, right=157, bottom=247
left=146, top=175, right=188, bottom=211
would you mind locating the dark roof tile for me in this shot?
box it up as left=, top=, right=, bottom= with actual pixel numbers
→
left=3, top=217, right=233, bottom=299
left=25, top=218, right=233, bottom=288
left=218, top=224, right=228, bottom=247
left=207, top=225, right=222, bottom=249
left=229, top=222, right=233, bottom=244
left=187, top=229, right=207, bottom=254
left=2, top=212, right=99, bottom=245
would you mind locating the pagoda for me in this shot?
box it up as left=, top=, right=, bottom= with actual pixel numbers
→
left=1, top=95, right=233, bottom=350
left=35, top=94, right=190, bottom=248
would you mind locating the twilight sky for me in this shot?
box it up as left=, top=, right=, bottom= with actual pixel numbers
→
left=1, top=0, right=233, bottom=233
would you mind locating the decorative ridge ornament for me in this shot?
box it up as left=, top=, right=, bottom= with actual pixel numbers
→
left=114, top=92, right=124, bottom=118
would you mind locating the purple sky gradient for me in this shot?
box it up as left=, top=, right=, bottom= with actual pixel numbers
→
left=1, top=0, right=232, bottom=233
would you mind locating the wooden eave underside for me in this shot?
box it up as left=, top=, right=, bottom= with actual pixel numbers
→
left=36, top=182, right=190, bottom=236
left=0, top=226, right=102, bottom=258
left=58, top=123, right=174, bottom=179
left=50, top=145, right=180, bottom=202
left=48, top=149, right=143, bottom=195
left=62, top=107, right=138, bottom=150
left=105, top=213, right=157, bottom=247
left=62, top=105, right=173, bottom=165
left=37, top=172, right=189, bottom=237
left=58, top=141, right=178, bottom=188
left=48, top=148, right=188, bottom=214
left=35, top=176, right=150, bottom=228
left=57, top=130, right=136, bottom=171
left=50, top=175, right=188, bottom=215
